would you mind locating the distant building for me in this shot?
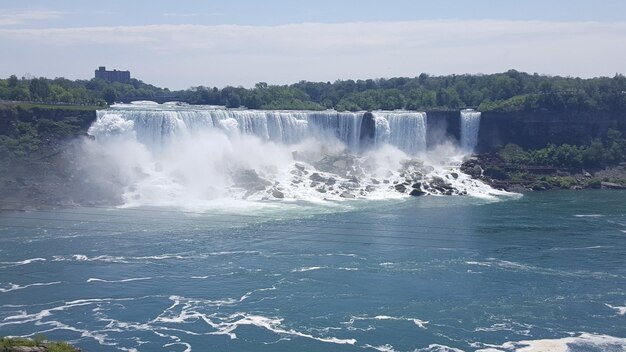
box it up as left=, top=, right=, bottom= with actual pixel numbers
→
left=95, top=66, right=131, bottom=83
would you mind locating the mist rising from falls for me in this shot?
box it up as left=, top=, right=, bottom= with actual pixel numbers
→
left=84, top=103, right=510, bottom=207
left=460, top=109, right=481, bottom=152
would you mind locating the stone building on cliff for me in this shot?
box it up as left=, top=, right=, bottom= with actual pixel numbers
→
left=94, top=66, right=131, bottom=83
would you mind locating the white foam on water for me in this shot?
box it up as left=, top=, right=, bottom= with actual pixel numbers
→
left=416, top=344, right=465, bottom=352
left=291, top=266, right=326, bottom=272
left=476, top=333, right=626, bottom=352
left=212, top=313, right=357, bottom=345
left=86, top=277, right=151, bottom=283
left=605, top=303, right=626, bottom=315
left=473, top=321, right=533, bottom=336
left=350, top=315, right=428, bottom=329
left=0, top=257, right=46, bottom=268
left=0, top=281, right=61, bottom=293
left=574, top=214, right=604, bottom=218
left=364, top=343, right=397, bottom=352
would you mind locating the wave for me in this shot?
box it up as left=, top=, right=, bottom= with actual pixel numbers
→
left=0, top=281, right=61, bottom=293
left=0, top=257, right=46, bottom=268
left=291, top=266, right=326, bottom=272
left=605, top=303, right=626, bottom=316
left=86, top=277, right=151, bottom=283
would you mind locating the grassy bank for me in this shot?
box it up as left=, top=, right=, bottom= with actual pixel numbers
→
left=0, top=336, right=78, bottom=352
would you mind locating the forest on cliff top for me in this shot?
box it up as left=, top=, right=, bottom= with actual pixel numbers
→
left=1, top=70, right=626, bottom=113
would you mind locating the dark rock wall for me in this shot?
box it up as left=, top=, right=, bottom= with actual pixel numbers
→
left=425, top=110, right=459, bottom=148
left=477, top=111, right=626, bottom=151
left=359, top=112, right=376, bottom=150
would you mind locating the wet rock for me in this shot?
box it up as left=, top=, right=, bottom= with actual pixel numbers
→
left=450, top=172, right=459, bottom=179
left=8, top=347, right=48, bottom=352
left=412, top=182, right=422, bottom=189
left=340, top=191, right=356, bottom=199
left=272, top=189, right=285, bottom=198
left=371, top=178, right=380, bottom=184
left=243, top=184, right=267, bottom=198
left=294, top=162, right=306, bottom=171
left=409, top=189, right=425, bottom=196
left=365, top=185, right=376, bottom=192
left=233, top=169, right=272, bottom=189
left=309, top=173, right=326, bottom=182
left=325, top=177, right=337, bottom=186
left=601, top=181, right=626, bottom=189
left=394, top=183, right=407, bottom=193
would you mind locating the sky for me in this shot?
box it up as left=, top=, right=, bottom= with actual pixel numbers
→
left=0, top=0, right=625, bottom=89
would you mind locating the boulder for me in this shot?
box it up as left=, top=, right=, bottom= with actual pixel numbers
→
left=309, top=173, right=326, bottom=182
left=294, top=162, right=306, bottom=171
left=601, top=182, right=626, bottom=189
left=340, top=191, right=356, bottom=199
left=394, top=183, right=407, bottom=193
left=272, top=189, right=285, bottom=198
left=233, top=169, right=272, bottom=189
left=409, top=189, right=425, bottom=196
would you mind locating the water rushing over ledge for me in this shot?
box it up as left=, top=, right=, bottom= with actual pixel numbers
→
left=82, top=103, right=504, bottom=207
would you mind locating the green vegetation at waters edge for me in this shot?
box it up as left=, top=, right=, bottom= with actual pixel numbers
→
left=0, top=336, right=78, bottom=352
left=0, top=103, right=96, bottom=159
left=463, top=129, right=626, bottom=191
left=1, top=70, right=626, bottom=111
left=498, top=129, right=626, bottom=169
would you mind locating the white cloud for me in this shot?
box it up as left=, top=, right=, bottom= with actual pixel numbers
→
left=0, top=20, right=624, bottom=89
left=0, top=9, right=65, bottom=26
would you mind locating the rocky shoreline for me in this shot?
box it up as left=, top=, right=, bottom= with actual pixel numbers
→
left=461, top=154, right=626, bottom=192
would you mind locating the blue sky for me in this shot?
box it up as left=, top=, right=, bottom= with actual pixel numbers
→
left=1, top=1, right=625, bottom=89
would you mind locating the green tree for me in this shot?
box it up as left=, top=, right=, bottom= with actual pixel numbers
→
left=8, top=75, right=18, bottom=88
left=102, top=88, right=117, bottom=105
left=29, top=78, right=50, bottom=101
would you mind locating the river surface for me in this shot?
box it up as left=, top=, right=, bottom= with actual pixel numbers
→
left=1, top=191, right=625, bottom=351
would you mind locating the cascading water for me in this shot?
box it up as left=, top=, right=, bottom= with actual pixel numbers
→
left=93, top=105, right=428, bottom=154
left=460, top=109, right=481, bottom=152
left=85, top=102, right=510, bottom=206
left=372, top=111, right=427, bottom=154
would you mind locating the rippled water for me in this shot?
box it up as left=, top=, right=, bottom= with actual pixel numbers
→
left=1, top=191, right=625, bottom=351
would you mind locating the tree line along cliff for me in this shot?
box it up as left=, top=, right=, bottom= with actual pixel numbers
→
left=2, top=70, right=626, bottom=113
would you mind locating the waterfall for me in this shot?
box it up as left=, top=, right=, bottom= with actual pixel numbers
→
left=371, top=111, right=427, bottom=154
left=85, top=103, right=509, bottom=204
left=460, top=109, right=481, bottom=152
left=93, top=104, right=428, bottom=155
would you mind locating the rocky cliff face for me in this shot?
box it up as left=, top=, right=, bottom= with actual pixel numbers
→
left=425, top=110, right=460, bottom=148
left=477, top=111, right=626, bottom=151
